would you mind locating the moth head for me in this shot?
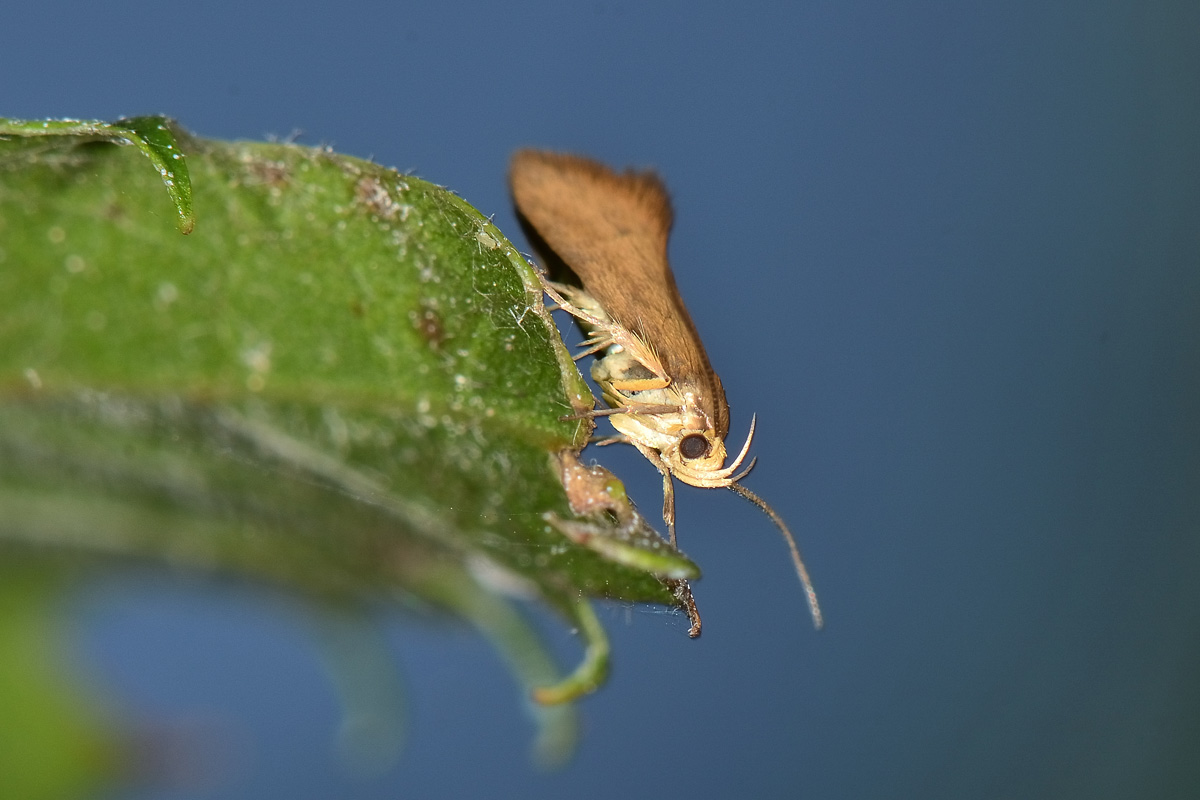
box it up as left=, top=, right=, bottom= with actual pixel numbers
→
left=666, top=416, right=757, bottom=489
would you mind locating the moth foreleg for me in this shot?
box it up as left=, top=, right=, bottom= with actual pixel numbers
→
left=634, top=443, right=677, bottom=546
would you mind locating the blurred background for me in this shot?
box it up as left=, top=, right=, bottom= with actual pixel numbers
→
left=4, top=1, right=1199, bottom=798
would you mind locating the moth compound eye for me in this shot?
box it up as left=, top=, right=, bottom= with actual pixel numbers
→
left=679, top=434, right=710, bottom=460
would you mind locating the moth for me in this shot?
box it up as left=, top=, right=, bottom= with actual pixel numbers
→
left=510, top=149, right=822, bottom=629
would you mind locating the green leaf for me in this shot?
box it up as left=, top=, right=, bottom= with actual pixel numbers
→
left=0, top=118, right=702, bottom=772
left=0, top=116, right=193, bottom=233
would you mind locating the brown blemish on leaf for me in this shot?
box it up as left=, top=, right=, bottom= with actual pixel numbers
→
left=102, top=198, right=126, bottom=223
left=410, top=301, right=444, bottom=351
left=554, top=450, right=631, bottom=524
left=355, top=175, right=401, bottom=220
left=241, top=155, right=291, bottom=189
left=552, top=449, right=702, bottom=635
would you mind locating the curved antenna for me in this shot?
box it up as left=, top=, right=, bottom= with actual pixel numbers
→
left=728, top=482, right=823, bottom=630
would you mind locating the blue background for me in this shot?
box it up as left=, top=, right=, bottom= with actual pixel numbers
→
left=5, top=2, right=1200, bottom=798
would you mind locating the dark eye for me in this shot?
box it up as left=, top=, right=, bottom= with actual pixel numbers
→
left=679, top=434, right=710, bottom=460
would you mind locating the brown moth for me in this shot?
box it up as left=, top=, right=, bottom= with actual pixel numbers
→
left=510, top=149, right=822, bottom=629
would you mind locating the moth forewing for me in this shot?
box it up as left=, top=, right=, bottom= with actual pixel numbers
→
left=510, top=149, right=823, bottom=630
left=510, top=149, right=727, bottom=430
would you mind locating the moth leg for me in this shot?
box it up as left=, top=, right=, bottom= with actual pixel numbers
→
left=560, top=404, right=679, bottom=422
left=542, top=280, right=586, bottom=313
left=656, top=466, right=677, bottom=547
left=537, top=274, right=671, bottom=385
left=591, top=434, right=630, bottom=446
left=661, top=471, right=676, bottom=546
left=537, top=274, right=613, bottom=331
left=633, top=443, right=677, bottom=546
left=572, top=335, right=612, bottom=361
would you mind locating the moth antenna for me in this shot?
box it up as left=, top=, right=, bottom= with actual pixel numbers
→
left=728, top=483, right=823, bottom=630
